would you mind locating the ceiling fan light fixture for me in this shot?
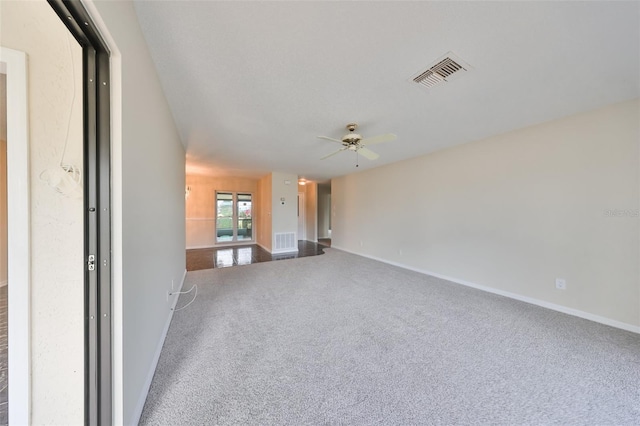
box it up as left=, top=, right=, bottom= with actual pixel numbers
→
left=318, top=122, right=396, bottom=163
left=343, top=134, right=362, bottom=144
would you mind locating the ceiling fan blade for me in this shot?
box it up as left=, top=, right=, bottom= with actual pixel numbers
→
left=360, top=133, right=397, bottom=146
left=321, top=147, right=348, bottom=160
left=317, top=136, right=344, bottom=144
left=357, top=147, right=379, bottom=160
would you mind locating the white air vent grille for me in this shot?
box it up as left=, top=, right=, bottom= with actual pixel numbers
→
left=412, top=52, right=471, bottom=90
left=273, top=232, right=297, bottom=253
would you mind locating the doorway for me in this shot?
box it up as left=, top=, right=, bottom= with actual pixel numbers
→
left=317, top=183, right=331, bottom=246
left=216, top=192, right=253, bottom=244
left=47, top=1, right=113, bottom=423
left=298, top=192, right=305, bottom=241
left=3, top=1, right=112, bottom=423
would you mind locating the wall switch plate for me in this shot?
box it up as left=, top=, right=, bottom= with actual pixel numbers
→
left=555, top=278, right=567, bottom=290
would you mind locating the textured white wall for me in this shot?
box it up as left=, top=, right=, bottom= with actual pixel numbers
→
left=91, top=1, right=186, bottom=424
left=271, top=172, right=299, bottom=242
left=333, top=99, right=639, bottom=329
left=1, top=1, right=84, bottom=423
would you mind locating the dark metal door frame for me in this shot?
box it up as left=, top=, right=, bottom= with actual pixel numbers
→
left=47, top=1, right=112, bottom=424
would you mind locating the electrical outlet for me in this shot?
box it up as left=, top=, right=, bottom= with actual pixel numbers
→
left=171, top=279, right=175, bottom=290
left=398, top=249, right=403, bottom=255
left=359, top=241, right=363, bottom=247
left=555, top=278, right=567, bottom=290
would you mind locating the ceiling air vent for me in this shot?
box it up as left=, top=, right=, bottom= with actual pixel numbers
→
left=411, top=52, right=471, bottom=90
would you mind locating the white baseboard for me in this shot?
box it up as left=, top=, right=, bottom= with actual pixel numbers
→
left=332, top=245, right=640, bottom=335
left=186, top=244, right=214, bottom=250
left=129, top=268, right=187, bottom=426
left=272, top=248, right=299, bottom=255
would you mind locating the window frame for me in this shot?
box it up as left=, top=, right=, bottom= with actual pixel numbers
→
left=215, top=191, right=254, bottom=245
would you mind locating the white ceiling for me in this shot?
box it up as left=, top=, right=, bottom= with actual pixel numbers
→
left=133, top=1, right=640, bottom=182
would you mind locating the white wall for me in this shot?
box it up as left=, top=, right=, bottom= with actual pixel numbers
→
left=1, top=1, right=84, bottom=423
left=90, top=1, right=186, bottom=424
left=271, top=171, right=298, bottom=251
left=333, top=99, right=639, bottom=330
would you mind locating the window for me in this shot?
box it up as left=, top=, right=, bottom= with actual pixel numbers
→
left=216, top=192, right=253, bottom=243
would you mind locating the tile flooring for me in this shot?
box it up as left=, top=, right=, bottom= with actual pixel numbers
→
left=187, top=240, right=330, bottom=271
left=318, top=238, right=331, bottom=247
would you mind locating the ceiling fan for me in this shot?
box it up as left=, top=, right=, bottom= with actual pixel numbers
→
left=318, top=123, right=396, bottom=165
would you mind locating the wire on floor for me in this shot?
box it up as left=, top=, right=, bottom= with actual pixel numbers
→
left=170, top=284, right=197, bottom=312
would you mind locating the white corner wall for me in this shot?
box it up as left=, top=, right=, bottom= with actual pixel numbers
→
left=333, top=99, right=640, bottom=330
left=90, top=1, right=186, bottom=424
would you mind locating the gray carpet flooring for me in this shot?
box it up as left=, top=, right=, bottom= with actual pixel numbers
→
left=140, top=249, right=640, bottom=425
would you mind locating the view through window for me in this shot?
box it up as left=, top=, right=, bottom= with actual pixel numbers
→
left=216, top=192, right=252, bottom=243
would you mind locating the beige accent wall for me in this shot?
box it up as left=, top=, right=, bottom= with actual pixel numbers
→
left=1, top=0, right=84, bottom=423
left=333, top=98, right=640, bottom=329
left=257, top=173, right=272, bottom=251
left=185, top=174, right=258, bottom=248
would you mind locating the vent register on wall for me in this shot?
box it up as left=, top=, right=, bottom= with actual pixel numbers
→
left=274, top=232, right=296, bottom=252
